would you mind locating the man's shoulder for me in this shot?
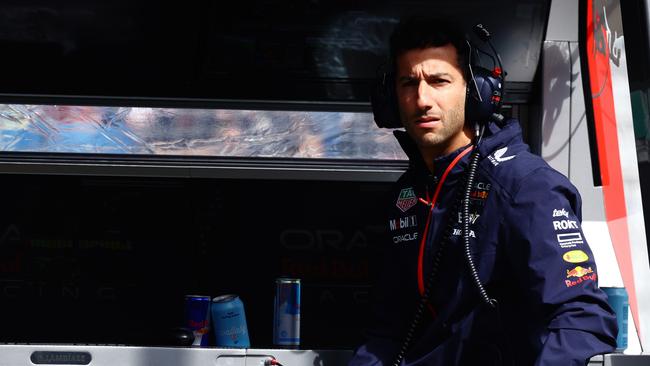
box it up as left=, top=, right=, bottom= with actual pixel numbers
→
left=476, top=120, right=558, bottom=195
left=480, top=146, right=575, bottom=199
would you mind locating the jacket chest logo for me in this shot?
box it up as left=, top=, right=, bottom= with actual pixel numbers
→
left=389, top=215, right=418, bottom=231
left=488, top=146, right=516, bottom=166
left=396, top=187, right=418, bottom=212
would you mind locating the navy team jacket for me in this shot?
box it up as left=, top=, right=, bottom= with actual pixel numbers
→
left=349, top=119, right=617, bottom=366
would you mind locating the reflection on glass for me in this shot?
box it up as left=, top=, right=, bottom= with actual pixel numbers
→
left=0, top=104, right=407, bottom=160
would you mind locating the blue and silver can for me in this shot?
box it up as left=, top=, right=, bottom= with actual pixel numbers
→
left=602, top=287, right=629, bottom=352
left=211, top=294, right=250, bottom=348
left=184, top=295, right=211, bottom=347
left=273, top=278, right=301, bottom=348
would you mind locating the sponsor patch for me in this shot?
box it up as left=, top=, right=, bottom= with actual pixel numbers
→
left=457, top=212, right=480, bottom=225
left=470, top=190, right=489, bottom=200
left=488, top=147, right=516, bottom=166
left=565, top=273, right=597, bottom=287
left=557, top=232, right=584, bottom=248
left=396, top=187, right=418, bottom=213
left=393, top=232, right=418, bottom=244
left=552, top=220, right=579, bottom=231
left=553, top=208, right=570, bottom=218
left=566, top=265, right=593, bottom=278
left=562, top=250, right=589, bottom=263
left=471, top=181, right=491, bottom=200
left=565, top=266, right=597, bottom=287
left=389, top=215, right=418, bottom=231
left=452, top=228, right=476, bottom=238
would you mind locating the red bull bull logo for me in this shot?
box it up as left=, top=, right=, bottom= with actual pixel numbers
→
left=188, top=319, right=209, bottom=335
left=470, top=190, right=489, bottom=200
left=565, top=266, right=597, bottom=287
left=566, top=266, right=593, bottom=278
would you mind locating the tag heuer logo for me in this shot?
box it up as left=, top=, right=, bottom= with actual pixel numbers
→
left=396, top=187, right=418, bottom=212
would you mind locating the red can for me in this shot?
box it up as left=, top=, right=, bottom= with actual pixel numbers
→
left=184, top=295, right=211, bottom=347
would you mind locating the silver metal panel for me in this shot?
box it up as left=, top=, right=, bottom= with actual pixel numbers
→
left=604, top=353, right=650, bottom=366
left=1, top=345, right=646, bottom=366
left=247, top=349, right=352, bottom=366
left=0, top=345, right=246, bottom=366
left=0, top=160, right=406, bottom=182
left=0, top=345, right=352, bottom=366
left=590, top=354, right=605, bottom=365
left=541, top=41, right=572, bottom=177
left=546, top=0, right=579, bottom=42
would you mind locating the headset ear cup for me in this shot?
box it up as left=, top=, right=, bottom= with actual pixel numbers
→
left=466, top=66, right=503, bottom=124
left=371, top=69, right=402, bottom=129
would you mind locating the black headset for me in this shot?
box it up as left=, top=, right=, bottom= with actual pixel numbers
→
left=371, top=23, right=506, bottom=129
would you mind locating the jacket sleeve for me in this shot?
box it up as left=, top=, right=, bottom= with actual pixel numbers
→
left=502, top=168, right=618, bottom=366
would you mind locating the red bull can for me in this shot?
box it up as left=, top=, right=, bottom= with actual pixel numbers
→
left=211, top=294, right=250, bottom=348
left=273, top=278, right=301, bottom=348
left=184, top=295, right=211, bottom=347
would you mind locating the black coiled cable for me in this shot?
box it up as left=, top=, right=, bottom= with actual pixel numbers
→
left=462, top=143, right=497, bottom=309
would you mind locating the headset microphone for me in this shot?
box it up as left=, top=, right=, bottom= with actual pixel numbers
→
left=473, top=23, right=491, bottom=42
left=473, top=23, right=503, bottom=72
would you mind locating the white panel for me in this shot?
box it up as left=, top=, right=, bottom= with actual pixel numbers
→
left=546, top=0, right=579, bottom=41
left=541, top=41, right=571, bottom=177
left=568, top=42, right=607, bottom=222
left=582, top=221, right=623, bottom=287
left=610, top=35, right=650, bottom=351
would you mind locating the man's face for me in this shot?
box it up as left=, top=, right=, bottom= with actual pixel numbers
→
left=395, top=44, right=468, bottom=155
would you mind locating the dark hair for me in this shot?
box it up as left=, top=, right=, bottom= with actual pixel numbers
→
left=389, top=16, right=469, bottom=81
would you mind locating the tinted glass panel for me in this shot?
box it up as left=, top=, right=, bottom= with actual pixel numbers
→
left=0, top=104, right=405, bottom=160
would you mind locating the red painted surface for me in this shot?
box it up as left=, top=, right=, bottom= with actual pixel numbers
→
left=585, top=0, right=640, bottom=338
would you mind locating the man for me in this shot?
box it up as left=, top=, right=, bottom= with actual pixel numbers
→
left=349, top=16, right=617, bottom=366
